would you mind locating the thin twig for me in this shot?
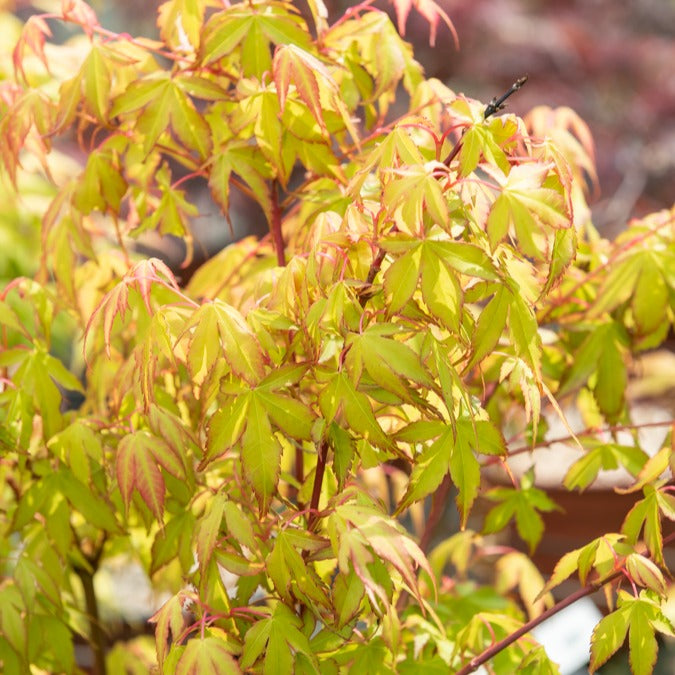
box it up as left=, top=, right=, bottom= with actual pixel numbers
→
left=290, top=445, right=304, bottom=508
left=420, top=474, right=453, bottom=554
left=455, top=530, right=675, bottom=674
left=307, top=439, right=329, bottom=531
left=483, top=76, right=528, bottom=119
left=443, top=76, right=528, bottom=168
left=483, top=419, right=674, bottom=467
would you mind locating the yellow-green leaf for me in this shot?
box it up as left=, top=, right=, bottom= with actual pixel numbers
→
left=383, top=246, right=421, bottom=314
left=241, top=396, right=280, bottom=512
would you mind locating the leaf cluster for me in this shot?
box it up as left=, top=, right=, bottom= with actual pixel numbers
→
left=1, top=1, right=674, bottom=673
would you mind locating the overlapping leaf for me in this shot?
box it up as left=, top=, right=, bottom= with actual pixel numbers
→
left=111, top=75, right=211, bottom=158
left=157, top=0, right=206, bottom=53
left=397, top=417, right=505, bottom=525
left=319, top=371, right=390, bottom=449
left=116, top=430, right=181, bottom=521
left=484, top=471, right=559, bottom=552
left=241, top=604, right=317, bottom=673
left=185, top=299, right=266, bottom=386
left=346, top=324, right=433, bottom=401
left=486, top=164, right=571, bottom=259
left=590, top=590, right=675, bottom=675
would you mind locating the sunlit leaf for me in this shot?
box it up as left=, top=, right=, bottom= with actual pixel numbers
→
left=241, top=395, right=281, bottom=512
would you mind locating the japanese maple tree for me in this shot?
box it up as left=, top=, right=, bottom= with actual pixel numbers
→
left=1, top=1, right=674, bottom=673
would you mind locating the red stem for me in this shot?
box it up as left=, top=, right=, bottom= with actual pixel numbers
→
left=307, top=440, right=328, bottom=530
left=484, top=419, right=675, bottom=467
left=290, top=445, right=304, bottom=507
left=419, top=474, right=452, bottom=554
left=443, top=137, right=463, bottom=167
left=455, top=531, right=675, bottom=675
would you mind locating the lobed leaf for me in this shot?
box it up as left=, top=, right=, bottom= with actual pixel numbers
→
left=241, top=395, right=281, bottom=512
left=116, top=431, right=167, bottom=521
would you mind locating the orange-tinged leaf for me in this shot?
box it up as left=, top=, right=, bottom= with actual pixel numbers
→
left=116, top=438, right=136, bottom=514
left=61, top=0, right=101, bottom=38
left=390, top=0, right=458, bottom=48
left=273, top=44, right=327, bottom=133
left=117, top=431, right=166, bottom=521
left=590, top=601, right=629, bottom=672
left=149, top=594, right=188, bottom=669
left=93, top=282, right=129, bottom=358
left=625, top=554, right=667, bottom=596
left=134, top=446, right=165, bottom=521
left=129, top=257, right=181, bottom=313
left=12, top=15, right=52, bottom=82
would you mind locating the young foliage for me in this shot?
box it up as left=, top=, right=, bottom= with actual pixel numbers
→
left=1, top=1, right=674, bottom=674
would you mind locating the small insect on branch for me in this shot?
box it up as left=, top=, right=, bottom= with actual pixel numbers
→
left=483, top=75, right=528, bottom=119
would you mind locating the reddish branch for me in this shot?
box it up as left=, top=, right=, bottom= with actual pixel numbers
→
left=456, top=531, right=675, bottom=675
left=420, top=473, right=453, bottom=554
left=443, top=137, right=464, bottom=167
left=290, top=445, right=304, bottom=507
left=307, top=439, right=329, bottom=530
left=484, top=419, right=675, bottom=468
